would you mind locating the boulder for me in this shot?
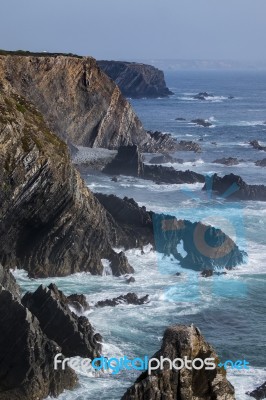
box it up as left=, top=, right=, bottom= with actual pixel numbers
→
left=247, top=381, right=266, bottom=400
left=103, top=145, right=144, bottom=177
left=95, top=293, right=149, bottom=308
left=204, top=173, right=266, bottom=201
left=67, top=293, right=90, bottom=313
left=121, top=325, right=235, bottom=400
left=191, top=119, right=212, bottom=127
left=22, top=283, right=102, bottom=358
left=193, top=92, right=214, bottom=100
left=0, top=285, right=77, bottom=400
left=250, top=140, right=266, bottom=152
left=175, top=117, right=186, bottom=121
left=212, top=157, right=240, bottom=166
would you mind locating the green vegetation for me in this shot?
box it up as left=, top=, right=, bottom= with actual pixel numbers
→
left=0, top=49, right=83, bottom=59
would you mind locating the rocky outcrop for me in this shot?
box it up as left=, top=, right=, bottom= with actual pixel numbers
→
left=103, top=145, right=205, bottom=184
left=193, top=92, right=214, bottom=100
left=0, top=80, right=135, bottom=277
left=121, top=324, right=235, bottom=400
left=149, top=154, right=183, bottom=164
left=143, top=131, right=201, bottom=153
left=247, top=381, right=266, bottom=399
left=22, top=283, right=102, bottom=358
left=98, top=60, right=173, bottom=98
left=0, top=53, right=150, bottom=149
left=0, top=264, right=20, bottom=299
left=67, top=293, right=90, bottom=313
left=212, top=157, right=240, bottom=166
left=191, top=119, right=212, bottom=127
left=96, top=194, right=245, bottom=271
left=250, top=140, right=266, bottom=152
left=255, top=158, right=266, bottom=167
left=95, top=293, right=149, bottom=308
left=205, top=173, right=266, bottom=201
left=0, top=285, right=77, bottom=400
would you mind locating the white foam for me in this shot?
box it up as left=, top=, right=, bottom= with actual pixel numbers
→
left=228, top=367, right=266, bottom=400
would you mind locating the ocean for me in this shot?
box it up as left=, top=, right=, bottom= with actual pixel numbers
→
left=14, top=70, right=266, bottom=399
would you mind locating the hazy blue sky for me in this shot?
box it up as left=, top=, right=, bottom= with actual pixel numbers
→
left=1, top=0, right=265, bottom=61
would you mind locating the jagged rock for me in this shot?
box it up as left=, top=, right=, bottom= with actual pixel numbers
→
left=121, top=324, right=235, bottom=400
left=96, top=194, right=245, bottom=271
left=0, top=285, right=77, bottom=400
left=22, top=283, right=102, bottom=358
left=193, top=92, right=214, bottom=100
left=255, top=158, right=266, bottom=167
left=191, top=118, right=212, bottom=127
left=0, top=264, right=20, bottom=299
left=67, top=293, right=90, bottom=313
left=108, top=251, right=134, bottom=277
left=212, top=157, right=240, bottom=166
left=103, top=145, right=144, bottom=177
left=97, top=60, right=173, bottom=98
left=247, top=381, right=266, bottom=399
left=204, top=173, right=266, bottom=201
left=95, top=293, right=149, bottom=307
left=0, top=83, right=133, bottom=277
left=201, top=269, right=213, bottom=278
left=103, top=145, right=204, bottom=184
left=111, top=176, right=118, bottom=182
left=250, top=140, right=266, bottom=152
left=143, top=132, right=201, bottom=153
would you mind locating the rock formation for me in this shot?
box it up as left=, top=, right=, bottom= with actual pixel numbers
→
left=143, top=131, right=201, bottom=153
left=247, top=381, right=266, bottom=400
left=121, top=324, right=235, bottom=400
left=149, top=154, right=183, bottom=164
left=255, top=158, right=266, bottom=167
left=67, top=293, right=90, bottom=313
left=95, top=293, right=149, bottom=307
left=97, top=60, right=173, bottom=98
left=0, top=285, right=77, bottom=400
left=103, top=145, right=205, bottom=184
left=212, top=157, right=240, bottom=166
left=0, top=79, right=133, bottom=277
left=205, top=173, right=266, bottom=201
left=22, top=283, right=102, bottom=358
left=250, top=140, right=266, bottom=152
left=191, top=118, right=212, bottom=127
left=0, top=264, right=20, bottom=299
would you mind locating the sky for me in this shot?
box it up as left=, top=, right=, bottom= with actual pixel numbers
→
left=1, top=0, right=265, bottom=62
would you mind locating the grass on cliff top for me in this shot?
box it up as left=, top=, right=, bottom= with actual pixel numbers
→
left=0, top=49, right=83, bottom=58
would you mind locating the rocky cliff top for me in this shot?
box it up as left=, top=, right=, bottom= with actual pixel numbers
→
left=98, top=60, right=173, bottom=98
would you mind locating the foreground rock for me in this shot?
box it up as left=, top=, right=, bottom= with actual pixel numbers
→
left=205, top=173, right=266, bottom=201
left=213, top=157, right=240, bottom=166
left=98, top=60, right=173, bottom=98
left=95, top=293, right=149, bottom=307
left=191, top=118, right=212, bottom=127
left=121, top=324, right=235, bottom=400
left=0, top=285, right=77, bottom=400
left=103, top=145, right=205, bottom=184
left=0, top=81, right=133, bottom=277
left=250, top=140, right=266, bottom=152
left=247, top=381, right=266, bottom=400
left=96, top=194, right=245, bottom=271
left=22, top=283, right=102, bottom=358
left=0, top=264, right=20, bottom=299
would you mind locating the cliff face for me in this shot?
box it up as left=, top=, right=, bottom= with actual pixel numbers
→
left=0, top=54, right=148, bottom=148
left=0, top=78, right=133, bottom=277
left=98, top=61, right=173, bottom=98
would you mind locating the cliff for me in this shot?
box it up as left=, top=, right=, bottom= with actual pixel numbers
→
left=98, top=60, right=173, bottom=98
left=0, top=53, right=149, bottom=148
left=0, top=78, right=133, bottom=277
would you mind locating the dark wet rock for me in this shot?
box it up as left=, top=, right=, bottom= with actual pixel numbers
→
left=126, top=276, right=136, bottom=284
left=211, top=142, right=217, bottom=145
left=103, top=145, right=204, bottom=184
left=175, top=117, right=186, bottom=121
left=67, top=293, right=90, bottom=313
left=175, top=272, right=181, bottom=276
left=0, top=85, right=133, bottom=278
left=201, top=269, right=213, bottom=277
left=212, top=157, right=240, bottom=166
left=96, top=194, right=245, bottom=271
left=108, top=251, right=134, bottom=277
left=191, top=118, right=212, bottom=127
left=250, top=140, right=266, bottom=152
left=121, top=324, right=235, bottom=400
left=255, top=158, right=266, bottom=167
left=98, top=60, right=173, bottom=98
left=204, top=173, right=266, bottom=201
left=111, top=176, right=118, bottom=182
left=149, top=153, right=177, bottom=164
left=247, top=381, right=266, bottom=399
left=193, top=92, right=214, bottom=100
left=228, top=95, right=234, bottom=99
left=0, top=264, right=20, bottom=299
left=0, top=285, right=77, bottom=400
left=22, top=283, right=102, bottom=358
left=95, top=293, right=149, bottom=308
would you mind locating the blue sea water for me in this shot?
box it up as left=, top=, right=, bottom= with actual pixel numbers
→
left=15, top=70, right=266, bottom=399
